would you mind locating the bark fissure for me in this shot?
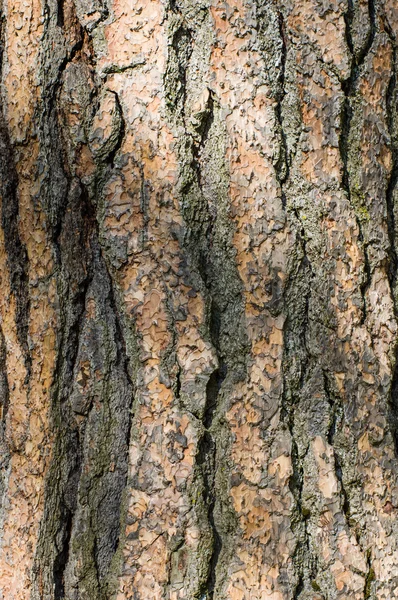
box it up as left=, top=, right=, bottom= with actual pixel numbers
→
left=53, top=486, right=75, bottom=599
left=289, top=438, right=308, bottom=600
left=282, top=248, right=314, bottom=595
left=364, top=549, right=376, bottom=599
left=198, top=296, right=227, bottom=599
left=98, top=255, right=136, bottom=575
left=0, top=122, right=32, bottom=379
left=34, top=203, right=135, bottom=597
left=323, top=371, right=358, bottom=542
left=56, top=0, right=65, bottom=28
left=340, top=0, right=377, bottom=324
left=39, top=24, right=83, bottom=237
left=0, top=328, right=9, bottom=422
left=164, top=7, right=249, bottom=595
left=106, top=92, right=126, bottom=169
left=260, top=17, right=316, bottom=585
left=274, top=10, right=289, bottom=198
left=255, top=1, right=291, bottom=206
left=195, top=256, right=245, bottom=598
left=1, top=0, right=32, bottom=378
left=0, top=325, right=10, bottom=523
left=191, top=92, right=215, bottom=193
left=51, top=186, right=96, bottom=412
left=32, top=185, right=96, bottom=597
left=386, top=46, right=398, bottom=291
left=31, top=7, right=135, bottom=592
left=383, top=21, right=398, bottom=460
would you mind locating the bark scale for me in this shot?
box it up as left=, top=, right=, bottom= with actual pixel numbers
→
left=0, top=0, right=398, bottom=598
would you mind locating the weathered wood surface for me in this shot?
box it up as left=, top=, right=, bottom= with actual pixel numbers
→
left=1, top=0, right=398, bottom=598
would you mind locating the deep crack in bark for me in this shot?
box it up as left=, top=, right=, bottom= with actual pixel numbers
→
left=384, top=21, right=398, bottom=458
left=282, top=250, right=313, bottom=597
left=323, top=371, right=358, bottom=543
left=364, top=548, right=376, bottom=599
left=274, top=10, right=289, bottom=205
left=339, top=0, right=376, bottom=325
left=0, top=121, right=32, bottom=380
left=198, top=297, right=227, bottom=599
left=32, top=7, right=135, bottom=594
left=163, top=10, right=245, bottom=593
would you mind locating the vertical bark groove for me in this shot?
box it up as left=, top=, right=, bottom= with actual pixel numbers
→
left=282, top=251, right=314, bottom=595
left=385, top=18, right=398, bottom=459
left=29, top=3, right=135, bottom=597
left=339, top=0, right=376, bottom=325
left=0, top=123, right=31, bottom=378
left=164, top=4, right=249, bottom=593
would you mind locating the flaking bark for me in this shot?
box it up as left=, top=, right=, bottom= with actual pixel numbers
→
left=1, top=0, right=398, bottom=598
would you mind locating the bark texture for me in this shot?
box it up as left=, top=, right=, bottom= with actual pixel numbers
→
left=1, top=0, right=398, bottom=598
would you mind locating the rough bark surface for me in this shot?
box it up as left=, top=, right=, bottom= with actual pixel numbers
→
left=1, top=0, right=398, bottom=598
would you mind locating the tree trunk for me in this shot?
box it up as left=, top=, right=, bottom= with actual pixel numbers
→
left=0, top=0, right=398, bottom=598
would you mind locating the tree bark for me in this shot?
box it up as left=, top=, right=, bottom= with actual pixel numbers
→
left=0, top=0, right=398, bottom=598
